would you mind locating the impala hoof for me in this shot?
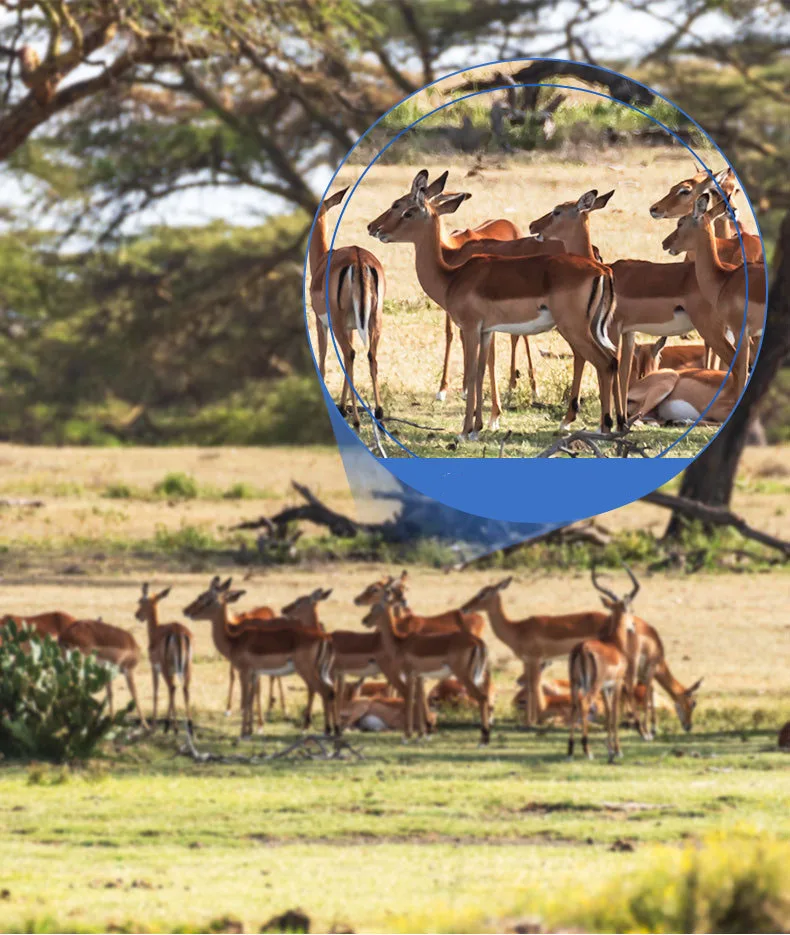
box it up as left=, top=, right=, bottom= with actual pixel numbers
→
left=435, top=390, right=447, bottom=402
left=374, top=406, right=384, bottom=420
left=468, top=431, right=479, bottom=441
left=488, top=416, right=501, bottom=431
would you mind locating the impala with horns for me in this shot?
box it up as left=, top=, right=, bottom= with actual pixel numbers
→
left=184, top=577, right=337, bottom=737
left=309, top=187, right=386, bottom=429
left=135, top=583, right=193, bottom=733
left=368, top=170, right=623, bottom=438
left=662, top=192, right=766, bottom=395
left=529, top=188, right=741, bottom=420
left=650, top=166, right=763, bottom=263
left=361, top=591, right=492, bottom=744
left=628, top=368, right=737, bottom=425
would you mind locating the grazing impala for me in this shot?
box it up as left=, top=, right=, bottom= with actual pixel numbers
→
left=59, top=618, right=148, bottom=727
left=662, top=192, right=767, bottom=395
left=1, top=610, right=76, bottom=640
left=628, top=368, right=737, bottom=425
left=184, top=578, right=337, bottom=737
left=529, top=188, right=741, bottom=419
left=310, top=187, right=386, bottom=428
left=649, top=167, right=763, bottom=263
left=460, top=577, right=615, bottom=727
left=135, top=583, right=193, bottom=732
left=369, top=170, right=623, bottom=438
left=362, top=594, right=492, bottom=744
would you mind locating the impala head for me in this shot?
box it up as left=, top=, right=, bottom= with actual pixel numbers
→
left=135, top=582, right=172, bottom=621
left=461, top=577, right=512, bottom=614
left=183, top=576, right=242, bottom=620
left=632, top=336, right=668, bottom=381
left=674, top=677, right=704, bottom=731
left=367, top=169, right=470, bottom=244
left=650, top=166, right=737, bottom=220
left=662, top=192, right=712, bottom=256
left=360, top=594, right=395, bottom=630
left=591, top=563, right=640, bottom=631
left=353, top=570, right=408, bottom=607
left=529, top=189, right=614, bottom=243
left=281, top=588, right=333, bottom=624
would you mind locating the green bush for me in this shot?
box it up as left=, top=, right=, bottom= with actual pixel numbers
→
left=0, top=619, right=125, bottom=762
left=154, top=472, right=199, bottom=499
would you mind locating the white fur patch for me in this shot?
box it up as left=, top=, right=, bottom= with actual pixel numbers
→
left=626, top=310, right=693, bottom=336
left=658, top=399, right=701, bottom=422
left=484, top=307, right=554, bottom=336
left=254, top=661, right=295, bottom=677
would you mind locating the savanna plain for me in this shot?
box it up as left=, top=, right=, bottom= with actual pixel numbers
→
left=1, top=445, right=790, bottom=932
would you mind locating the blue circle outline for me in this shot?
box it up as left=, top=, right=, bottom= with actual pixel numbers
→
left=303, top=58, right=767, bottom=466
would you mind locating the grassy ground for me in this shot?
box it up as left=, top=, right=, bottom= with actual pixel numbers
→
left=308, top=151, right=757, bottom=457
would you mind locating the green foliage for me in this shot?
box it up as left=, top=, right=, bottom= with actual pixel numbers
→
left=154, top=472, right=199, bottom=500
left=558, top=836, right=790, bottom=933
left=104, top=483, right=133, bottom=499
left=0, top=620, right=124, bottom=762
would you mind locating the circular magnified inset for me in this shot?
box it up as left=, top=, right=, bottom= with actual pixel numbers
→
left=303, top=60, right=767, bottom=524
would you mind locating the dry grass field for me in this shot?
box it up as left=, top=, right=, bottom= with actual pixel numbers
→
left=307, top=147, right=758, bottom=457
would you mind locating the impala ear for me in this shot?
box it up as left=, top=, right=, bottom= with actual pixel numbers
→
left=432, top=192, right=471, bottom=215
left=651, top=336, right=668, bottom=359
left=498, top=577, right=513, bottom=591
left=425, top=170, right=449, bottom=199
left=693, top=193, right=710, bottom=218
left=713, top=167, right=733, bottom=188
left=210, top=575, right=221, bottom=589
left=323, top=187, right=348, bottom=211
left=225, top=589, right=246, bottom=604
left=592, top=189, right=615, bottom=211
left=600, top=596, right=615, bottom=610
left=686, top=677, right=704, bottom=695
left=156, top=586, right=171, bottom=602
left=399, top=569, right=408, bottom=584
left=141, top=582, right=149, bottom=597
left=576, top=189, right=598, bottom=212
left=317, top=588, right=333, bottom=602
left=411, top=169, right=429, bottom=195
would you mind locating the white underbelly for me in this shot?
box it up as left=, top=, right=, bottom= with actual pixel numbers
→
left=657, top=399, right=701, bottom=422
left=358, top=714, right=388, bottom=732
left=483, top=306, right=555, bottom=336
left=420, top=665, right=452, bottom=679
left=626, top=310, right=693, bottom=336
left=343, top=662, right=379, bottom=677
left=254, top=661, right=296, bottom=677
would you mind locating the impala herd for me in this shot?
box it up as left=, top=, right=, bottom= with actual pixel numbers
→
left=2, top=566, right=703, bottom=762
left=311, top=162, right=764, bottom=443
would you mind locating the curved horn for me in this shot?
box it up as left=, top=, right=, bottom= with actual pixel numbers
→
left=591, top=565, right=619, bottom=603
left=622, top=561, right=640, bottom=601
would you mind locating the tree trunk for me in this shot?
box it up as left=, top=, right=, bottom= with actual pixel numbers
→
left=665, top=211, right=790, bottom=538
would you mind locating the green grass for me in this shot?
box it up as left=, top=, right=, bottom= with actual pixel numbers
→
left=1, top=707, right=789, bottom=933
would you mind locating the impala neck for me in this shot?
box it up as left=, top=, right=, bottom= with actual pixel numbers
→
left=654, top=659, right=686, bottom=702
left=143, top=604, right=160, bottom=645
left=309, top=206, right=331, bottom=277
left=412, top=214, right=456, bottom=309
left=481, top=593, right=517, bottom=649
left=373, top=609, right=400, bottom=656
left=692, top=218, right=728, bottom=305
left=290, top=604, right=324, bottom=632
left=207, top=605, right=234, bottom=660
left=564, top=215, right=596, bottom=261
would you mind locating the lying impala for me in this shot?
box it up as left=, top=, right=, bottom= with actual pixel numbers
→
left=649, top=166, right=763, bottom=264
left=369, top=170, right=623, bottom=438
left=628, top=368, right=737, bottom=425
left=631, top=337, right=708, bottom=383
left=59, top=617, right=149, bottom=727
left=184, top=578, right=337, bottom=737
left=135, top=583, right=193, bottom=732
left=662, top=192, right=767, bottom=395
left=310, top=187, right=386, bottom=428
left=529, top=188, right=740, bottom=422
left=362, top=593, right=492, bottom=744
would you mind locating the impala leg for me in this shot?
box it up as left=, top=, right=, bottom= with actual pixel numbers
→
left=255, top=678, right=264, bottom=729
left=277, top=677, right=287, bottom=715
left=437, top=312, right=453, bottom=401
left=568, top=681, right=579, bottom=760
left=461, top=327, right=481, bottom=438
left=650, top=680, right=657, bottom=739
left=343, top=343, right=361, bottom=430
left=164, top=673, right=177, bottom=733
left=368, top=332, right=383, bottom=421
left=475, top=330, right=494, bottom=435
left=581, top=693, right=593, bottom=760
left=317, top=320, right=329, bottom=379
left=507, top=335, right=519, bottom=396
left=486, top=336, right=501, bottom=429
left=618, top=332, right=635, bottom=419
left=303, top=686, right=315, bottom=730
left=612, top=685, right=623, bottom=761
left=560, top=352, right=586, bottom=431
left=524, top=336, right=538, bottom=402
left=182, top=664, right=193, bottom=735
left=405, top=674, right=416, bottom=742
left=151, top=667, right=160, bottom=730
left=239, top=671, right=249, bottom=738
left=733, top=328, right=751, bottom=395
left=416, top=677, right=427, bottom=739
left=225, top=665, right=235, bottom=717
left=267, top=677, right=276, bottom=714
left=125, top=671, right=149, bottom=730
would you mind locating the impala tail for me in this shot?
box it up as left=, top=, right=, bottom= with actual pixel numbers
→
left=165, top=631, right=190, bottom=684
left=589, top=269, right=618, bottom=356
left=470, top=640, right=489, bottom=689
left=570, top=644, right=597, bottom=697
left=338, top=249, right=381, bottom=347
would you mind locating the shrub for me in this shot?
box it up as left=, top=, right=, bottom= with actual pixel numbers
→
left=0, top=619, right=125, bottom=762
left=154, top=472, right=199, bottom=499
left=104, top=482, right=133, bottom=499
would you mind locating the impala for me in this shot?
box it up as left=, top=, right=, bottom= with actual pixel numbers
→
left=1, top=610, right=76, bottom=639
left=183, top=578, right=337, bottom=737
left=224, top=603, right=286, bottom=728
left=649, top=167, right=763, bottom=263
left=631, top=337, right=707, bottom=383
left=460, top=577, right=615, bottom=727
left=135, top=583, right=193, bottom=732
left=59, top=618, right=149, bottom=727
left=310, top=187, right=386, bottom=428
left=369, top=170, right=623, bottom=438
left=628, top=367, right=737, bottom=425
left=662, top=192, right=767, bottom=394
left=361, top=594, right=492, bottom=743
left=339, top=695, right=437, bottom=733
left=529, top=188, right=740, bottom=419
